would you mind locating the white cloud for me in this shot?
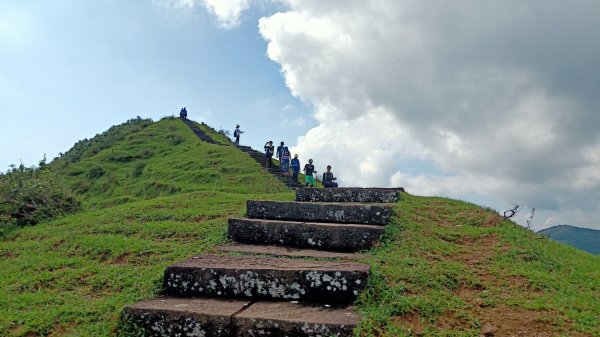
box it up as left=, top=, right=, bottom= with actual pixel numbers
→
left=202, top=0, right=251, bottom=28
left=259, top=0, right=600, bottom=229
left=156, top=0, right=251, bottom=28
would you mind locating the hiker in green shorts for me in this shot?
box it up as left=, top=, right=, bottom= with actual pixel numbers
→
left=303, top=159, right=316, bottom=187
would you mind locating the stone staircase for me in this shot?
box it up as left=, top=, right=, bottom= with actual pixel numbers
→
left=180, top=118, right=222, bottom=145
left=179, top=118, right=301, bottom=189
left=123, top=187, right=401, bottom=336
left=238, top=145, right=303, bottom=189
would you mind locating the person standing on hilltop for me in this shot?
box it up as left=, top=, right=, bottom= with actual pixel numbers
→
left=264, top=141, right=274, bottom=168
left=303, top=159, right=316, bottom=187
left=233, top=124, right=244, bottom=146
left=291, top=154, right=300, bottom=183
left=179, top=107, right=188, bottom=119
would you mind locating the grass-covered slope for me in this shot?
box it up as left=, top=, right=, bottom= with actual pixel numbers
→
left=1, top=118, right=598, bottom=336
left=359, top=195, right=600, bottom=337
left=0, top=117, right=293, bottom=336
left=53, top=117, right=288, bottom=209
left=0, top=191, right=293, bottom=337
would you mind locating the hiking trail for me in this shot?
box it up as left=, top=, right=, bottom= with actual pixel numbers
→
left=123, top=187, right=403, bottom=336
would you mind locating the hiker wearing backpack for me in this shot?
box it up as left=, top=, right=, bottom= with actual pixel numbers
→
left=233, top=124, right=244, bottom=146
left=264, top=141, right=275, bottom=168
left=303, top=159, right=316, bottom=187
left=291, top=154, right=300, bottom=183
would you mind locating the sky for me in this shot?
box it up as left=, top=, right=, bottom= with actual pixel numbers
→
left=1, top=0, right=599, bottom=231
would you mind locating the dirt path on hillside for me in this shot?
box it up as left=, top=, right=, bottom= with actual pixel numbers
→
left=446, top=234, right=558, bottom=337
left=396, top=227, right=591, bottom=337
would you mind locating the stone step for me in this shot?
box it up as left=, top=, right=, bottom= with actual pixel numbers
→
left=217, top=243, right=367, bottom=260
left=246, top=200, right=393, bottom=225
left=296, top=187, right=403, bottom=203
left=123, top=297, right=359, bottom=337
left=123, top=297, right=249, bottom=336
left=164, top=254, right=369, bottom=304
left=228, top=218, right=384, bottom=251
left=236, top=301, right=359, bottom=337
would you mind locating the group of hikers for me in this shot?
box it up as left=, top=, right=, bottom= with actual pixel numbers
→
left=234, top=124, right=338, bottom=188
left=177, top=111, right=338, bottom=188
left=263, top=140, right=338, bottom=188
left=179, top=107, right=188, bottom=119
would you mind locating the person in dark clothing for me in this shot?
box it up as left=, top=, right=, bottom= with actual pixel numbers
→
left=281, top=146, right=290, bottom=175
left=180, top=107, right=188, bottom=119
left=291, top=154, right=300, bottom=183
left=264, top=141, right=274, bottom=168
left=276, top=142, right=285, bottom=171
left=303, top=159, right=316, bottom=187
left=233, top=124, right=244, bottom=146
left=322, top=165, right=338, bottom=188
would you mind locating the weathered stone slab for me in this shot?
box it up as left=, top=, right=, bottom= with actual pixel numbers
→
left=164, top=254, right=369, bottom=304
left=123, top=297, right=358, bottom=337
left=228, top=218, right=384, bottom=251
left=296, top=187, right=403, bottom=203
left=217, top=243, right=367, bottom=260
left=246, top=200, right=393, bottom=225
left=122, top=297, right=250, bottom=337
left=235, top=301, right=359, bottom=337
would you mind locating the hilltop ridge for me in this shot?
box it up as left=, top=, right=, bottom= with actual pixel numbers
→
left=51, top=117, right=288, bottom=209
left=0, top=117, right=598, bottom=336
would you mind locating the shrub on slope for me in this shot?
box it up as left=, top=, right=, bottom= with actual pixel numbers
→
left=0, top=160, right=80, bottom=232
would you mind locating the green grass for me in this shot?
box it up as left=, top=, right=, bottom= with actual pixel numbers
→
left=0, top=191, right=292, bottom=336
left=0, top=117, right=293, bottom=336
left=357, top=195, right=600, bottom=336
left=53, top=117, right=289, bottom=209
left=1, top=118, right=598, bottom=336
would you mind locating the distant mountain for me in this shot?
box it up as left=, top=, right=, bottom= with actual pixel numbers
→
left=538, top=225, right=600, bottom=255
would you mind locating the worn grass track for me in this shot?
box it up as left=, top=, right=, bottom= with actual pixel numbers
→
left=359, top=195, right=600, bottom=337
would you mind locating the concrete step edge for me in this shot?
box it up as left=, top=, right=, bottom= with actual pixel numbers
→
left=217, top=243, right=368, bottom=260
left=123, top=297, right=358, bottom=337
left=228, top=218, right=384, bottom=251
left=163, top=254, right=369, bottom=303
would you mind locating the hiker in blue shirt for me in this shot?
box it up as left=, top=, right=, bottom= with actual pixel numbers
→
left=291, top=154, right=300, bottom=183
left=233, top=124, right=244, bottom=146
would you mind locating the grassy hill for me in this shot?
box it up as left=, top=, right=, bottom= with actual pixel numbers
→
left=538, top=225, right=600, bottom=255
left=52, top=117, right=288, bottom=209
left=1, top=118, right=599, bottom=336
